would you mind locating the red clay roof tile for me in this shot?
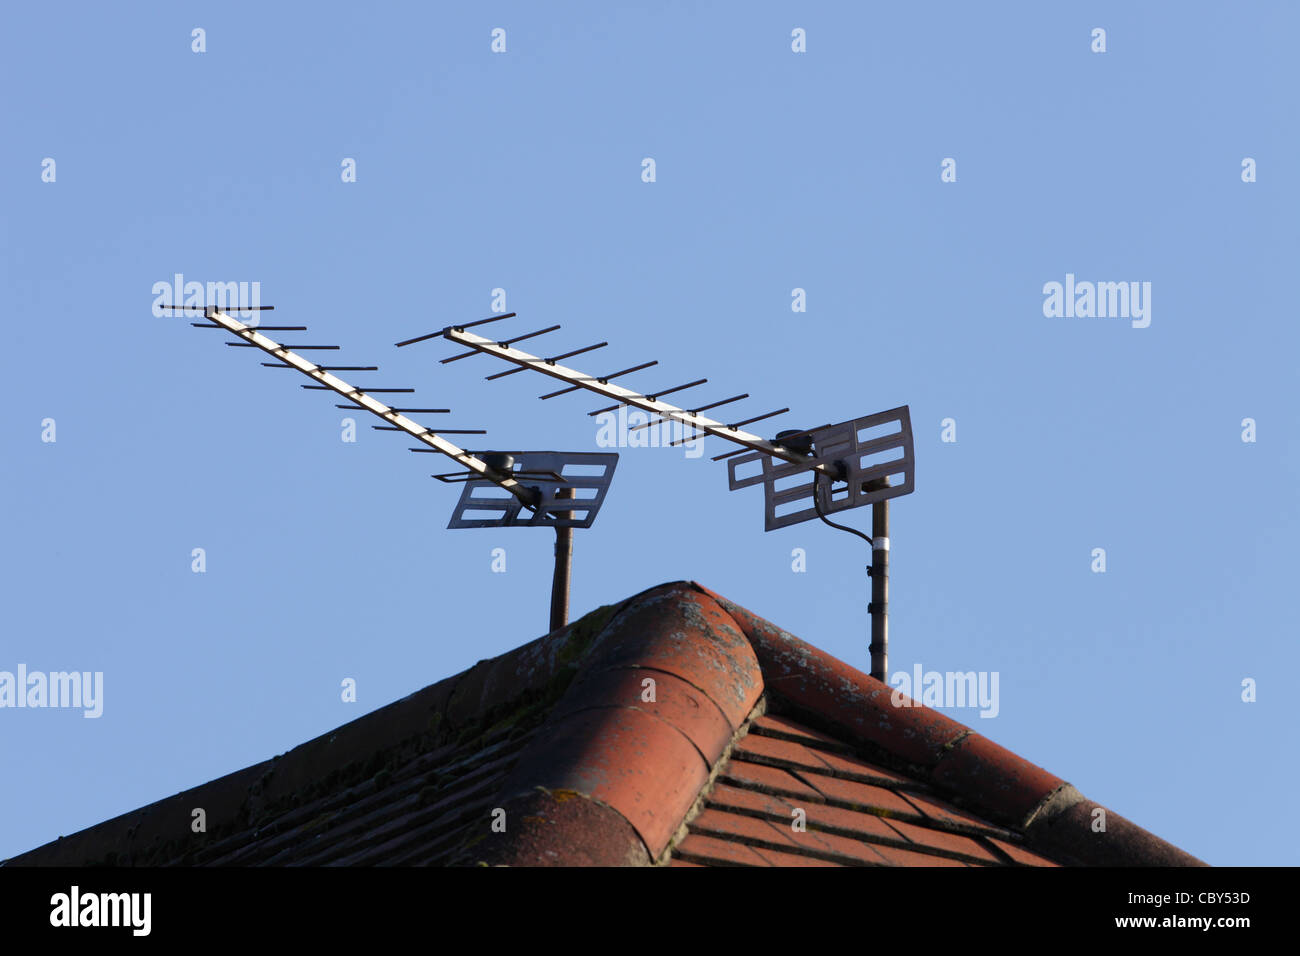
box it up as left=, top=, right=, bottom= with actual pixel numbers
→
left=896, top=789, right=1013, bottom=835
left=690, top=808, right=803, bottom=850
left=879, top=817, right=1003, bottom=865
left=589, top=586, right=762, bottom=729
left=720, top=760, right=825, bottom=802
left=691, top=805, right=889, bottom=866
left=929, top=731, right=1066, bottom=824
left=675, top=833, right=771, bottom=867
left=749, top=713, right=847, bottom=750
left=554, top=666, right=735, bottom=765
left=731, top=732, right=839, bottom=775
left=871, top=843, right=970, bottom=867
left=752, top=846, right=844, bottom=866
left=783, top=826, right=893, bottom=865
left=806, top=749, right=920, bottom=789
left=497, top=705, right=710, bottom=858
left=695, top=585, right=971, bottom=767
left=988, top=836, right=1062, bottom=867
left=789, top=771, right=923, bottom=819
left=705, top=781, right=928, bottom=850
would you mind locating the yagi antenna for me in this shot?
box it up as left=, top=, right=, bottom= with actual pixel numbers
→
left=397, top=313, right=914, bottom=681
left=161, top=304, right=618, bottom=632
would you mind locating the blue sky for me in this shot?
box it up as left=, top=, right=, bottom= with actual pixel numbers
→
left=2, top=2, right=1296, bottom=865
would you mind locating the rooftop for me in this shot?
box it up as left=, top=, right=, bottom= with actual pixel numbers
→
left=4, top=581, right=1203, bottom=867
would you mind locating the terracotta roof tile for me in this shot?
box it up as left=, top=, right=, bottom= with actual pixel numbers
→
left=675, top=833, right=771, bottom=867
left=690, top=807, right=883, bottom=866
left=554, top=667, right=735, bottom=765
left=897, top=789, right=1013, bottom=835
left=680, top=725, right=1018, bottom=866
left=871, top=843, right=970, bottom=867
left=752, top=846, right=843, bottom=866
left=878, top=817, right=1003, bottom=865
left=738, top=726, right=943, bottom=796
left=988, top=836, right=1062, bottom=867
left=749, top=713, right=849, bottom=751
left=500, top=704, right=711, bottom=856
left=689, top=808, right=804, bottom=851
left=802, top=748, right=918, bottom=789
left=706, top=781, right=896, bottom=843
left=788, top=771, right=923, bottom=819
left=695, top=585, right=971, bottom=768
left=703, top=781, right=803, bottom=817
left=778, top=827, right=889, bottom=866
left=731, top=733, right=838, bottom=775
left=929, top=731, right=1067, bottom=824
left=719, top=760, right=825, bottom=802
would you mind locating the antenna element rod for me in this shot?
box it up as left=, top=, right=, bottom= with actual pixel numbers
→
left=443, top=328, right=825, bottom=473
left=197, top=309, right=534, bottom=506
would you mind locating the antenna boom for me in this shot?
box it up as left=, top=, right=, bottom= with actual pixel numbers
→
left=443, top=327, right=833, bottom=474
left=200, top=310, right=535, bottom=504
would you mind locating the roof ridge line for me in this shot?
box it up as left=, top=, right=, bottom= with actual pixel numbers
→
left=689, top=581, right=1207, bottom=867
left=463, top=582, right=765, bottom=865
left=658, top=698, right=769, bottom=865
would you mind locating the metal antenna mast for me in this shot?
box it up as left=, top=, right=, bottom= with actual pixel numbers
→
left=164, top=305, right=618, bottom=632
left=399, top=313, right=914, bottom=681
